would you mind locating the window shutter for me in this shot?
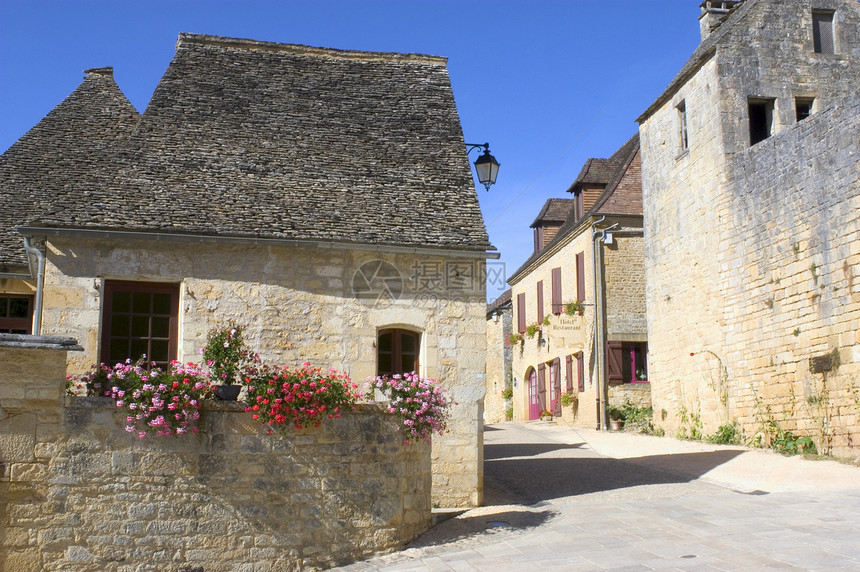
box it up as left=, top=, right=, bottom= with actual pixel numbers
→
left=565, top=354, right=573, bottom=392
left=607, top=341, right=624, bottom=384
left=576, top=351, right=585, bottom=392
left=536, top=281, right=544, bottom=323
left=576, top=252, right=585, bottom=302
left=551, top=267, right=562, bottom=313
left=537, top=363, right=547, bottom=410
left=552, top=358, right=562, bottom=416
left=517, top=293, right=526, bottom=333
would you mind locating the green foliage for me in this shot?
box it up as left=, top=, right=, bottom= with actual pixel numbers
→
left=560, top=392, right=578, bottom=408
left=501, top=387, right=513, bottom=400
left=771, top=430, right=817, bottom=455
left=706, top=423, right=740, bottom=445
left=676, top=404, right=703, bottom=441
left=564, top=300, right=584, bottom=316
left=201, top=321, right=259, bottom=385
left=505, top=406, right=513, bottom=421
left=525, top=322, right=541, bottom=339
left=606, top=405, right=625, bottom=421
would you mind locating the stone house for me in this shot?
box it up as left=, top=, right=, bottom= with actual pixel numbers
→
left=638, top=0, right=860, bottom=455
left=484, top=288, right=512, bottom=423
left=507, top=134, right=648, bottom=428
left=0, top=33, right=496, bottom=506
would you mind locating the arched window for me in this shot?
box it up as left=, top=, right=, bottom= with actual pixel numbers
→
left=377, top=329, right=420, bottom=376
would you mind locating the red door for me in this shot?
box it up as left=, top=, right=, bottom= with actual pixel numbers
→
left=527, top=368, right=540, bottom=420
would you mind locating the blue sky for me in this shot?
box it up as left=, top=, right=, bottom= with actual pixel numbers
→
left=0, top=1, right=703, bottom=300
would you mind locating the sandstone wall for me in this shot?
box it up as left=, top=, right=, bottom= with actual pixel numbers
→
left=0, top=343, right=431, bottom=571
left=484, top=305, right=512, bottom=424
left=30, top=237, right=485, bottom=506
left=641, top=0, right=860, bottom=456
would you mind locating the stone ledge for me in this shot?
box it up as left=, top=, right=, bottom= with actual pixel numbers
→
left=0, top=334, right=83, bottom=352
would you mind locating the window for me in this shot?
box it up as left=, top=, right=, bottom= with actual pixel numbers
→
left=607, top=341, right=648, bottom=384
left=748, top=98, right=775, bottom=146
left=575, top=252, right=585, bottom=302
left=812, top=10, right=835, bottom=54
left=551, top=267, right=563, bottom=314
left=517, top=293, right=526, bottom=333
left=536, top=281, right=544, bottom=323
left=377, top=329, right=420, bottom=376
left=100, top=281, right=179, bottom=368
left=677, top=100, right=689, bottom=152
left=796, top=97, right=814, bottom=122
left=0, top=295, right=33, bottom=334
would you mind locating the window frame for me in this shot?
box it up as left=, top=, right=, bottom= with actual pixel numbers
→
left=377, top=328, right=421, bottom=377
left=748, top=98, right=775, bottom=146
left=812, top=10, right=835, bottom=55
left=0, top=294, right=34, bottom=334
left=795, top=97, right=814, bottom=122
left=100, top=280, right=179, bottom=368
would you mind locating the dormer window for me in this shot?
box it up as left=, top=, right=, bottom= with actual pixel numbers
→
left=812, top=10, right=835, bottom=54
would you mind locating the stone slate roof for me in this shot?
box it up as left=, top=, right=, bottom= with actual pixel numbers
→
left=529, top=198, right=576, bottom=228
left=0, top=68, right=140, bottom=267
left=486, top=288, right=512, bottom=318
left=565, top=134, right=638, bottom=194
left=509, top=133, right=640, bottom=284
left=21, top=34, right=492, bottom=254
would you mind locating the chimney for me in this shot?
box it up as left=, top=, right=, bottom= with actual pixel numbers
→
left=699, top=1, right=743, bottom=41
left=83, top=67, right=114, bottom=78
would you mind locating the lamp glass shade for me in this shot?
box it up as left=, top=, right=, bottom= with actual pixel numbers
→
left=473, top=150, right=500, bottom=190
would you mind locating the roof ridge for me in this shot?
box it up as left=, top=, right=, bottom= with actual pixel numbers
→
left=176, top=33, right=448, bottom=65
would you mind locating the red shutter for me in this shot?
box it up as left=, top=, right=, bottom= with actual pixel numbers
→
left=517, top=293, right=526, bottom=333
left=537, top=363, right=547, bottom=410
left=536, top=281, right=544, bottom=323
left=607, top=341, right=624, bottom=384
left=552, top=358, right=562, bottom=416
left=565, top=354, right=573, bottom=392
left=576, top=351, right=585, bottom=392
left=551, top=267, right=562, bottom=313
left=576, top=252, right=585, bottom=302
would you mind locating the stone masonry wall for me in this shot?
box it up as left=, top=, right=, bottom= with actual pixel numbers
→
left=641, top=0, right=860, bottom=456
left=32, top=236, right=485, bottom=507
left=484, top=306, right=512, bottom=424
left=0, top=344, right=431, bottom=571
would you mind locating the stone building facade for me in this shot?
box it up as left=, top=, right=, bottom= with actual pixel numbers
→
left=484, top=289, right=512, bottom=423
left=0, top=34, right=495, bottom=506
left=508, top=135, right=648, bottom=428
left=638, top=0, right=860, bottom=455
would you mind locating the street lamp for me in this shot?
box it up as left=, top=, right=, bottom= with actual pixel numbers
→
left=466, top=142, right=500, bottom=191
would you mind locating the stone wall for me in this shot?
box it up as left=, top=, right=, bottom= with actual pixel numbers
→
left=640, top=0, right=860, bottom=456
left=484, top=304, right=512, bottom=424
left=20, top=236, right=485, bottom=506
left=0, top=342, right=431, bottom=571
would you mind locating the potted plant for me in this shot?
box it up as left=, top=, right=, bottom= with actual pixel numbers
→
left=564, top=301, right=585, bottom=317
left=560, top=392, right=578, bottom=408
left=506, top=332, right=524, bottom=345
left=539, top=408, right=554, bottom=421
left=607, top=405, right=625, bottom=431
left=201, top=321, right=258, bottom=400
